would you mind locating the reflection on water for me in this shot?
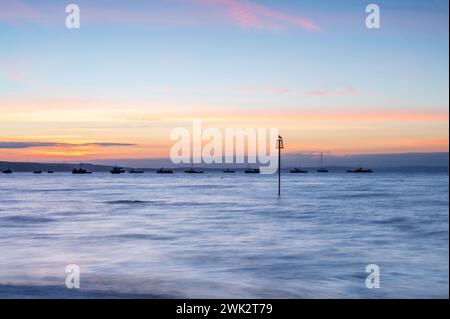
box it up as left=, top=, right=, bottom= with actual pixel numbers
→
left=0, top=172, right=448, bottom=298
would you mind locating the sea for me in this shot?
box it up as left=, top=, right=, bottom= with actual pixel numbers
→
left=0, top=170, right=448, bottom=298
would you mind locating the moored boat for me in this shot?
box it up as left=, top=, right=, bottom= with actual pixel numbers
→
left=157, top=167, right=174, bottom=174
left=185, top=165, right=204, bottom=174
left=317, top=152, right=329, bottom=173
left=347, top=167, right=373, bottom=173
left=110, top=166, right=125, bottom=174
left=290, top=168, right=308, bottom=173
left=72, top=163, right=92, bottom=174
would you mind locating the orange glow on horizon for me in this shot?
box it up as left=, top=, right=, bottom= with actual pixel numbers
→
left=1, top=99, right=448, bottom=162
left=0, top=137, right=448, bottom=163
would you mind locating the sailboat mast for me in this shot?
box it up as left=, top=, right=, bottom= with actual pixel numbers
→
left=277, top=136, right=284, bottom=197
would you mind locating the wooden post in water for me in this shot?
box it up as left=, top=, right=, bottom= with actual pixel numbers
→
left=277, top=135, right=284, bottom=197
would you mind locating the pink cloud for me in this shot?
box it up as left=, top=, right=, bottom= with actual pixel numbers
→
left=0, top=0, right=319, bottom=31
left=237, top=86, right=291, bottom=95
left=305, top=89, right=327, bottom=97
left=0, top=1, right=202, bottom=26
left=83, top=5, right=205, bottom=27
left=156, top=86, right=175, bottom=94
left=305, top=87, right=358, bottom=97
left=0, top=60, right=37, bottom=87
left=1, top=63, right=26, bottom=83
left=0, top=0, right=49, bottom=24
left=198, top=0, right=320, bottom=31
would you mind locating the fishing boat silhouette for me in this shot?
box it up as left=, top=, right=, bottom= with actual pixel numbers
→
left=317, top=152, right=329, bottom=173
left=245, top=167, right=260, bottom=174
left=110, top=166, right=125, bottom=174
left=157, top=167, right=174, bottom=174
left=185, top=165, right=204, bottom=174
left=72, top=163, right=92, bottom=174
left=290, top=167, right=308, bottom=173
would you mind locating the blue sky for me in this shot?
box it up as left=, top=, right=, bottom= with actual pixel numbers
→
left=0, top=0, right=448, bottom=160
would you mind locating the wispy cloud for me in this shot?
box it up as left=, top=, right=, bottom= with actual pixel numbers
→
left=197, top=0, right=320, bottom=31
left=0, top=142, right=136, bottom=149
left=0, top=0, right=319, bottom=31
left=0, top=59, right=39, bottom=88
left=154, top=86, right=175, bottom=94
left=124, top=109, right=449, bottom=123
left=0, top=0, right=48, bottom=24
left=237, top=86, right=291, bottom=95
left=305, top=87, right=358, bottom=97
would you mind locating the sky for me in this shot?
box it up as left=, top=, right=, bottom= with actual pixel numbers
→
left=0, top=0, right=448, bottom=162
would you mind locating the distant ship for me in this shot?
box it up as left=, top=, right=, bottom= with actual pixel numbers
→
left=129, top=169, right=144, bottom=174
left=72, top=163, right=92, bottom=174
left=2, top=168, right=12, bottom=174
left=245, top=168, right=260, bottom=174
left=47, top=171, right=54, bottom=174
left=290, top=167, right=308, bottom=173
left=33, top=170, right=42, bottom=174
left=317, top=152, right=329, bottom=173
left=347, top=167, right=373, bottom=173
left=110, top=166, right=125, bottom=174
left=185, top=165, right=204, bottom=174
left=157, top=167, right=174, bottom=174
left=223, top=168, right=235, bottom=173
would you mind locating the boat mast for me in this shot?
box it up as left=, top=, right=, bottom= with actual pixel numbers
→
left=277, top=135, right=284, bottom=197
left=320, top=152, right=323, bottom=169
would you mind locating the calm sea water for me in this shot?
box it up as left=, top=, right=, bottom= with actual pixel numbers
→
left=0, top=171, right=448, bottom=298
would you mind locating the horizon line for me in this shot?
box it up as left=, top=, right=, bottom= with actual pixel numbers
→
left=1, top=151, right=448, bottom=166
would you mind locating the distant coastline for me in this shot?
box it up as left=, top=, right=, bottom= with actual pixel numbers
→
left=1, top=152, right=448, bottom=173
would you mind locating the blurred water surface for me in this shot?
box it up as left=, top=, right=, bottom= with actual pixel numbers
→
left=0, top=171, right=448, bottom=298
